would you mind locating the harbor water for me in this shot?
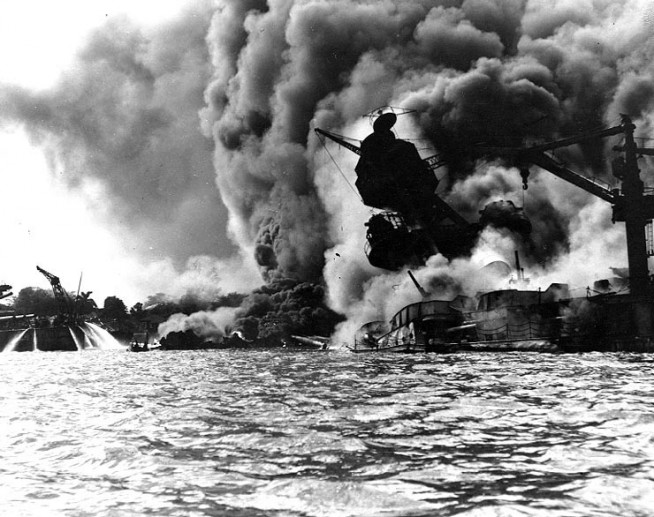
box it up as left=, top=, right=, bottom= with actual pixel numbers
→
left=1, top=349, right=653, bottom=516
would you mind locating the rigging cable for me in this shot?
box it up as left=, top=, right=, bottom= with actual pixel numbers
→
left=317, top=133, right=364, bottom=202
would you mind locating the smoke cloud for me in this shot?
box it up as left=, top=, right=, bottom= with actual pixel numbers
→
left=4, top=1, right=654, bottom=342
left=302, top=0, right=654, bottom=340
left=158, top=306, right=239, bottom=340
left=0, top=1, right=256, bottom=300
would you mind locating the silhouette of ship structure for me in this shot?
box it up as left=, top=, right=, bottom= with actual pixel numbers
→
left=316, top=109, right=531, bottom=270
left=0, top=266, right=118, bottom=352
left=316, top=110, right=654, bottom=352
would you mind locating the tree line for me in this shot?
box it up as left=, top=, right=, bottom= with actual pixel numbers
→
left=2, top=287, right=246, bottom=337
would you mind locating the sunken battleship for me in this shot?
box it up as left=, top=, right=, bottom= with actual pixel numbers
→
left=316, top=109, right=654, bottom=353
left=0, top=266, right=118, bottom=352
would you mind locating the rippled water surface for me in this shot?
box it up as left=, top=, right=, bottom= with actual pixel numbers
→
left=2, top=350, right=654, bottom=516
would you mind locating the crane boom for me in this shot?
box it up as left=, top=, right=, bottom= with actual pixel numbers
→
left=526, top=152, right=616, bottom=203
left=475, top=116, right=654, bottom=299
left=474, top=124, right=625, bottom=201
left=36, top=266, right=74, bottom=317
left=423, top=153, right=447, bottom=172
left=524, top=124, right=625, bottom=153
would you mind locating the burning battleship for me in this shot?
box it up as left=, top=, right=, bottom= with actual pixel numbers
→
left=317, top=110, right=654, bottom=352
left=3, top=2, right=654, bottom=350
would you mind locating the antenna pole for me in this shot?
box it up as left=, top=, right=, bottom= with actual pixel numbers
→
left=408, top=270, right=429, bottom=298
left=514, top=251, right=525, bottom=281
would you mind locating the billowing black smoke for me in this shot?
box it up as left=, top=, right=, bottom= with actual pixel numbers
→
left=234, top=279, right=344, bottom=342
left=3, top=1, right=654, bottom=343
left=201, top=0, right=654, bottom=342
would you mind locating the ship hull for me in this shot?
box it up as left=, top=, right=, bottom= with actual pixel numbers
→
left=349, top=341, right=426, bottom=353
left=354, top=289, right=654, bottom=354
left=1, top=326, right=85, bottom=352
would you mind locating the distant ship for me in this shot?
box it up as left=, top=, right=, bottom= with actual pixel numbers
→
left=0, top=314, right=86, bottom=352
left=1, top=267, right=120, bottom=352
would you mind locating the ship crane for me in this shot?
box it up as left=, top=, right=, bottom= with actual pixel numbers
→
left=36, top=266, right=75, bottom=321
left=474, top=115, right=654, bottom=337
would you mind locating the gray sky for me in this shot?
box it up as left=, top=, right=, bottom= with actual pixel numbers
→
left=0, top=0, right=253, bottom=305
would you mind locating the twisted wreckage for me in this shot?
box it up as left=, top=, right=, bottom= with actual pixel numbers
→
left=316, top=110, right=654, bottom=353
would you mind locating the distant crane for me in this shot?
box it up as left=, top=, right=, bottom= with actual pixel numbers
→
left=36, top=266, right=75, bottom=321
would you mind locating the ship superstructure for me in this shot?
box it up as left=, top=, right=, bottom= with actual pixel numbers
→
left=316, top=108, right=530, bottom=270
left=473, top=115, right=654, bottom=342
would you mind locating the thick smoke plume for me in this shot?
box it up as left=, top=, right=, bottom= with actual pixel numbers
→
left=200, top=0, right=654, bottom=342
left=4, top=1, right=654, bottom=343
left=158, top=306, right=239, bottom=341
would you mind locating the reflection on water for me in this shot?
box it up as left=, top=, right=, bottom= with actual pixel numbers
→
left=1, top=350, right=654, bottom=516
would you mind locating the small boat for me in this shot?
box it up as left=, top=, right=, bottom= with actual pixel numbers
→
left=128, top=328, right=161, bottom=352
left=128, top=341, right=149, bottom=352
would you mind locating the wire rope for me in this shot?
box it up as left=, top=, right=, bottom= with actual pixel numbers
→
left=317, top=134, right=363, bottom=202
